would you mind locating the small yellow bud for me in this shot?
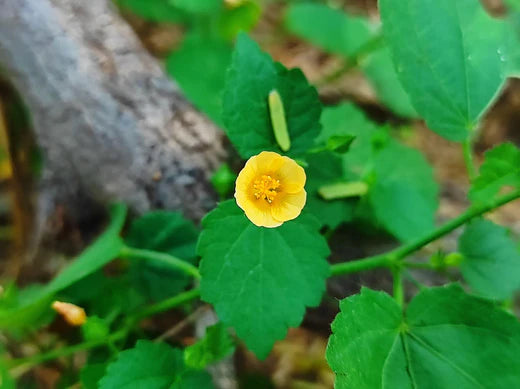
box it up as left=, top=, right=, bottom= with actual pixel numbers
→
left=52, top=301, right=87, bottom=326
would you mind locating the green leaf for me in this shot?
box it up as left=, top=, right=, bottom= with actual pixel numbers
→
left=505, top=22, right=520, bottom=77
left=317, top=103, right=378, bottom=180
left=380, top=0, right=510, bottom=141
left=171, top=370, right=214, bottom=389
left=99, top=340, right=185, bottom=389
left=90, top=276, right=146, bottom=318
left=198, top=200, right=330, bottom=358
left=63, top=272, right=145, bottom=320
left=222, top=33, right=321, bottom=158
left=0, top=360, right=15, bottom=389
left=116, top=0, right=187, bottom=23
left=369, top=141, right=439, bottom=242
left=327, top=284, right=520, bottom=389
left=318, top=103, right=438, bottom=239
left=126, top=211, right=198, bottom=259
left=284, top=3, right=374, bottom=58
left=469, top=142, right=520, bottom=203
left=47, top=204, right=126, bottom=294
left=323, top=135, right=356, bottom=154
left=361, top=46, right=417, bottom=118
left=82, top=316, right=110, bottom=342
left=170, top=0, right=221, bottom=14
left=81, top=363, right=107, bottom=389
left=129, top=261, right=190, bottom=303
left=0, top=204, right=126, bottom=332
left=0, top=283, right=54, bottom=336
left=217, top=1, right=261, bottom=41
left=506, top=0, right=520, bottom=13
left=305, top=152, right=355, bottom=229
left=184, top=323, right=235, bottom=369
left=505, top=0, right=520, bottom=75
left=459, top=219, right=520, bottom=300
left=166, top=34, right=232, bottom=127
left=125, top=211, right=199, bottom=302
left=506, top=0, right=520, bottom=31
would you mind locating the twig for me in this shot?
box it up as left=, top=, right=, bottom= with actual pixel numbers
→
left=154, top=305, right=210, bottom=342
left=331, top=188, right=520, bottom=275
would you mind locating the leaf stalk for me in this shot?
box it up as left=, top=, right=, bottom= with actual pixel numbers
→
left=119, top=246, right=201, bottom=279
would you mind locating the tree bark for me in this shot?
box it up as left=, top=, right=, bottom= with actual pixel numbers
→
left=0, top=4, right=237, bottom=387
left=0, top=0, right=226, bottom=226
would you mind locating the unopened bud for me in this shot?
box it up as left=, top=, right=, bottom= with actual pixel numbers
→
left=52, top=301, right=86, bottom=326
left=444, top=252, right=464, bottom=267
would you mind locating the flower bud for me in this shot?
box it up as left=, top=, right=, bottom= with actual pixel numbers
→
left=52, top=301, right=87, bottom=326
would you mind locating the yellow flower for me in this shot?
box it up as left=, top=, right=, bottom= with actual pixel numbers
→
left=235, top=151, right=306, bottom=228
left=52, top=301, right=87, bottom=326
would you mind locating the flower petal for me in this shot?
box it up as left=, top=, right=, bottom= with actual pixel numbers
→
left=245, top=201, right=283, bottom=228
left=271, top=190, right=307, bottom=222
left=235, top=191, right=282, bottom=228
left=247, top=151, right=285, bottom=176
left=235, top=162, right=255, bottom=194
left=234, top=186, right=256, bottom=211
left=234, top=151, right=306, bottom=228
left=277, top=157, right=306, bottom=193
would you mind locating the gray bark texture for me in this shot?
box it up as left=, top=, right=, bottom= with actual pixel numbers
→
left=0, top=2, right=235, bottom=387
left=0, top=0, right=226, bottom=225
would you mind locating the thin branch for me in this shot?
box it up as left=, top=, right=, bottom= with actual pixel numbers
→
left=331, top=189, right=520, bottom=276
left=8, top=288, right=201, bottom=372
left=154, top=305, right=210, bottom=342
left=392, top=266, right=404, bottom=307
left=119, top=245, right=201, bottom=279
left=463, top=138, right=476, bottom=180
left=130, top=288, right=201, bottom=321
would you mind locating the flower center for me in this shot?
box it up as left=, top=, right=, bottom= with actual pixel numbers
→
left=253, top=175, right=280, bottom=204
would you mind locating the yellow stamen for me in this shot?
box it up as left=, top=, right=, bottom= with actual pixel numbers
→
left=253, top=175, right=280, bottom=204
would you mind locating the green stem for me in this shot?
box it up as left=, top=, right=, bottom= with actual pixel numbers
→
left=463, top=138, right=476, bottom=180
left=8, top=329, right=127, bottom=370
left=131, top=288, right=201, bottom=320
left=330, top=254, right=392, bottom=276
left=316, top=34, right=384, bottom=87
left=7, top=288, right=201, bottom=372
left=331, top=189, right=520, bottom=276
left=119, top=246, right=201, bottom=280
left=403, top=270, right=426, bottom=290
left=392, top=266, right=404, bottom=307
left=390, top=189, right=520, bottom=259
